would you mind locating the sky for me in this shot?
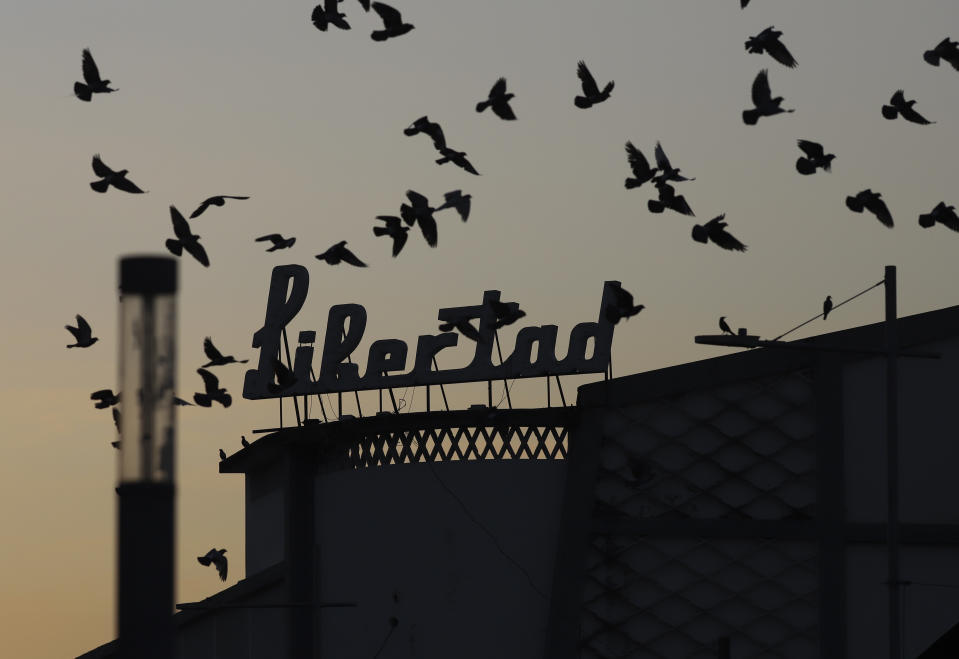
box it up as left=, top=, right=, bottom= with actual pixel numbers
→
left=2, top=0, right=958, bottom=656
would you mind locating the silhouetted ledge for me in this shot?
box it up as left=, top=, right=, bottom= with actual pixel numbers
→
left=578, top=303, right=959, bottom=407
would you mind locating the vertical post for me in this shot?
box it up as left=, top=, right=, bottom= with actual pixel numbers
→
left=885, top=265, right=900, bottom=659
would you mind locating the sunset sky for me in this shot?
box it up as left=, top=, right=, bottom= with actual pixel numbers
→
left=2, top=0, right=958, bottom=656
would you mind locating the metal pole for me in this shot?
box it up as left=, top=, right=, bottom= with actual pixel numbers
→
left=281, top=329, right=301, bottom=426
left=886, top=265, right=900, bottom=659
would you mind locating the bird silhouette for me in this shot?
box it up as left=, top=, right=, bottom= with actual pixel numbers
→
left=256, top=234, right=296, bottom=252
left=846, top=190, right=893, bottom=228
left=719, top=317, right=734, bottom=335
left=605, top=283, right=644, bottom=325
left=66, top=315, right=98, bottom=348
left=648, top=180, right=694, bottom=216
left=357, top=0, right=370, bottom=10
left=194, top=368, right=232, bottom=408
left=918, top=202, right=959, bottom=232
left=74, top=49, right=117, bottom=101
left=91, top=389, right=120, bottom=409
left=174, top=396, right=194, bottom=406
left=435, top=147, right=480, bottom=175
left=202, top=337, right=248, bottom=367
left=653, top=142, right=695, bottom=184
left=219, top=448, right=227, bottom=460
left=189, top=195, right=249, bottom=219
left=400, top=190, right=439, bottom=247
left=438, top=318, right=483, bottom=343
left=795, top=140, right=835, bottom=175
left=403, top=116, right=446, bottom=149
left=370, top=2, right=414, bottom=41
left=489, top=300, right=526, bottom=329
left=436, top=190, right=471, bottom=221
left=197, top=548, right=228, bottom=581
left=241, top=436, right=250, bottom=448
left=823, top=296, right=833, bottom=320
left=90, top=155, right=146, bottom=194
left=743, top=69, right=794, bottom=125
left=315, top=241, right=367, bottom=266
left=745, top=26, right=798, bottom=68
left=574, top=61, right=614, bottom=108
left=476, top=78, right=516, bottom=120
left=624, top=141, right=657, bottom=190
left=692, top=214, right=748, bottom=252
left=923, top=37, right=959, bottom=71
left=165, top=206, right=210, bottom=267
left=882, top=90, right=934, bottom=125
left=268, top=358, right=297, bottom=394
left=741, top=0, right=751, bottom=7
left=312, top=0, right=351, bottom=31
left=373, top=216, right=410, bottom=257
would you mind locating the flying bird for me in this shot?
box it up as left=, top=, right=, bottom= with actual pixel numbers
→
left=197, top=548, right=228, bottom=581
left=692, top=214, right=748, bottom=252
left=476, top=78, right=516, bottom=120
left=743, top=69, right=794, bottom=125
left=400, top=190, right=439, bottom=246
left=918, top=202, right=959, bottom=232
left=795, top=140, right=835, bottom=175
left=745, top=27, right=798, bottom=68
left=370, top=2, right=414, bottom=41
left=648, top=180, right=694, bottom=216
left=66, top=314, right=98, bottom=348
left=174, top=396, right=194, bottom=406
left=436, top=190, right=471, bottom=221
left=193, top=368, right=232, bottom=408
left=268, top=358, right=297, bottom=394
left=435, top=147, right=480, bottom=175
left=923, top=38, right=959, bottom=70
left=605, top=283, right=644, bottom=325
left=574, top=61, right=614, bottom=109
left=241, top=436, right=250, bottom=448
left=312, top=0, right=351, bottom=31
left=719, top=317, right=734, bottom=335
left=373, top=216, right=409, bottom=257
left=882, top=90, right=934, bottom=125
left=91, top=389, right=119, bottom=409
left=202, top=337, right=248, bottom=367
left=403, top=116, right=446, bottom=149
left=653, top=142, right=695, bottom=184
left=624, top=141, right=657, bottom=190
left=315, top=241, right=367, bottom=266
left=74, top=49, right=117, bottom=101
left=823, top=296, right=833, bottom=321
left=255, top=234, right=296, bottom=251
left=166, top=206, right=210, bottom=267
left=438, top=317, right=483, bottom=343
left=846, top=190, right=893, bottom=228
left=90, top=155, right=146, bottom=194
left=357, top=0, right=370, bottom=10
left=189, top=195, right=249, bottom=219
left=489, top=300, right=526, bottom=329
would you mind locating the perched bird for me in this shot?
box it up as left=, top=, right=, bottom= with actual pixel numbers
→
left=193, top=368, right=232, bottom=408
left=653, top=142, right=695, bottom=184
left=312, top=0, right=351, bottom=30
left=373, top=216, right=409, bottom=257
left=90, top=155, right=146, bottom=194
left=624, top=141, right=657, bottom=190
left=476, top=78, right=516, bottom=120
left=605, top=283, right=644, bottom=325
left=268, top=358, right=297, bottom=394
left=165, top=206, right=210, bottom=267
left=370, top=2, right=414, bottom=41
left=745, top=26, right=798, bottom=68
left=66, top=314, right=98, bottom=348
left=219, top=449, right=227, bottom=460
left=315, top=241, right=367, bottom=266
left=648, top=180, right=694, bottom=216
left=692, top=214, right=748, bottom=252
left=719, top=317, right=734, bottom=335
left=74, top=49, right=117, bottom=101
left=197, top=548, right=228, bottom=581
left=918, top=202, right=959, bottom=232
left=489, top=300, right=526, bottom=329
left=743, top=69, right=793, bottom=125
left=189, top=195, right=249, bottom=219
left=846, top=190, right=894, bottom=228
left=91, top=389, right=119, bottom=409
left=400, top=190, right=439, bottom=247
left=438, top=317, right=483, bottom=343
left=436, top=190, right=471, bottom=221
left=403, top=116, right=446, bottom=149
left=256, top=234, right=296, bottom=252
left=202, top=337, right=248, bottom=367
left=823, top=296, right=833, bottom=321
left=574, top=61, right=614, bottom=109
left=241, top=436, right=250, bottom=448
left=173, top=396, right=194, bottom=406
left=923, top=38, right=959, bottom=70
left=882, top=90, right=934, bottom=125
left=435, top=147, right=480, bottom=175
left=795, top=140, right=835, bottom=175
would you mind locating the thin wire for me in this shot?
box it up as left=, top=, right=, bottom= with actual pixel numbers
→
left=370, top=623, right=396, bottom=659
left=772, top=279, right=884, bottom=342
left=902, top=580, right=959, bottom=590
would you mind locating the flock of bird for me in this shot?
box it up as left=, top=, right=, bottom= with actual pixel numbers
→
left=66, top=2, right=959, bottom=581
